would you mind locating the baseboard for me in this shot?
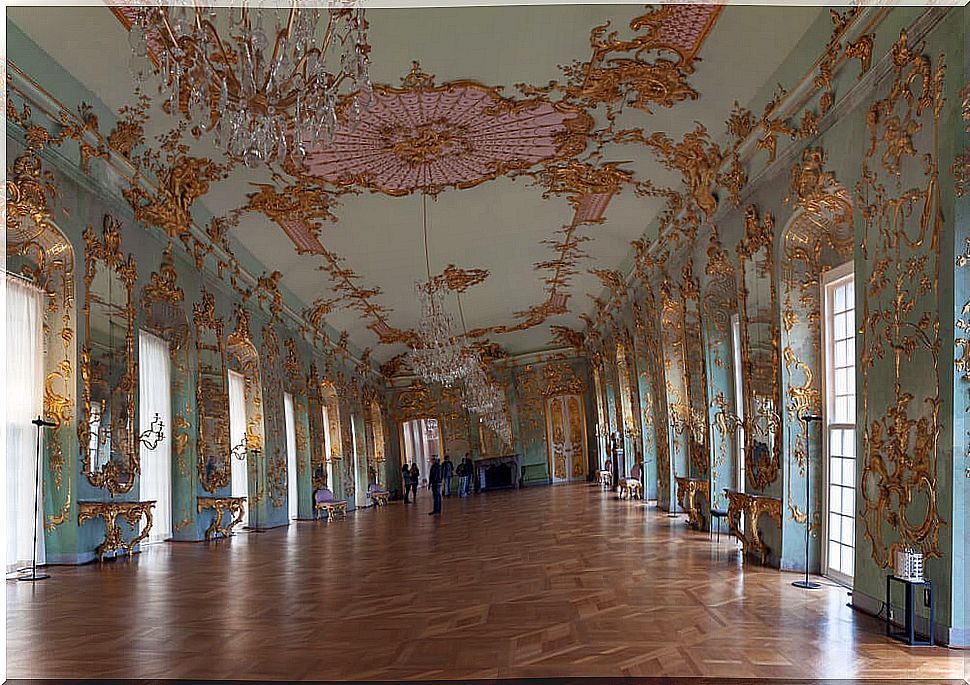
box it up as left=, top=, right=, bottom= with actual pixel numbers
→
left=851, top=588, right=962, bottom=646
left=43, top=551, right=96, bottom=565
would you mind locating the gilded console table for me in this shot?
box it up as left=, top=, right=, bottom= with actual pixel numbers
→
left=724, top=489, right=782, bottom=565
left=675, top=477, right=710, bottom=529
left=78, top=500, right=156, bottom=562
left=197, top=496, right=246, bottom=540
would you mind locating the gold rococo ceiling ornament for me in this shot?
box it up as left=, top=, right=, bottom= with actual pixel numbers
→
left=303, top=60, right=593, bottom=198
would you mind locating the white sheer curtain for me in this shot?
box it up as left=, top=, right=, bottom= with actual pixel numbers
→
left=284, top=393, right=298, bottom=520
left=322, top=405, right=334, bottom=489
left=228, top=369, right=248, bottom=526
left=5, top=276, right=46, bottom=573
left=139, top=330, right=172, bottom=543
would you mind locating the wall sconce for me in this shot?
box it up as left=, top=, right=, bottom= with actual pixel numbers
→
left=138, top=412, right=165, bottom=450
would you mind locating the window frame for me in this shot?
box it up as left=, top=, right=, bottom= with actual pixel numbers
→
left=821, top=261, right=856, bottom=585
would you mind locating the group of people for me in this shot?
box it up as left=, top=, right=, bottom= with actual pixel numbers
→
left=400, top=453, right=476, bottom=516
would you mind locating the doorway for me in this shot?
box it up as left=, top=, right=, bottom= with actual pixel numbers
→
left=545, top=395, right=588, bottom=483
left=400, top=417, right=441, bottom=486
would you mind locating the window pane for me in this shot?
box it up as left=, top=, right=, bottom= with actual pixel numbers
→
left=830, top=457, right=843, bottom=486
left=842, top=548, right=854, bottom=577
left=843, top=458, right=855, bottom=488
left=829, top=513, right=841, bottom=543
left=835, top=312, right=847, bottom=338
left=829, top=541, right=841, bottom=568
left=843, top=487, right=855, bottom=518
left=834, top=285, right=845, bottom=311
left=829, top=483, right=842, bottom=511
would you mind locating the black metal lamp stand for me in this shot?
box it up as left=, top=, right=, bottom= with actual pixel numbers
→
left=19, top=416, right=55, bottom=582
left=793, top=413, right=822, bottom=590
left=248, top=448, right=264, bottom=533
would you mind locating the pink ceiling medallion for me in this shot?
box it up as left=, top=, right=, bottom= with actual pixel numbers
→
left=304, top=62, right=593, bottom=197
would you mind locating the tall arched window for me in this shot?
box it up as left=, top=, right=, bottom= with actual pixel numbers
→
left=5, top=152, right=76, bottom=573
left=227, top=308, right=265, bottom=529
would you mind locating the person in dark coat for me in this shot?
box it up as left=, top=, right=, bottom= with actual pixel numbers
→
left=427, top=457, right=442, bottom=515
left=409, top=463, right=420, bottom=502
left=442, top=455, right=455, bottom=497
left=401, top=462, right=412, bottom=503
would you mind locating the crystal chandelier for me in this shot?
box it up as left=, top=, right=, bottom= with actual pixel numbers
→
left=408, top=196, right=469, bottom=386
left=452, top=291, right=511, bottom=446
left=127, top=3, right=372, bottom=168
left=409, top=279, right=468, bottom=386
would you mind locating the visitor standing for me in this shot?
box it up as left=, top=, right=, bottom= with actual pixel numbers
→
left=456, top=458, right=468, bottom=497
left=401, top=462, right=412, bottom=503
left=442, top=455, right=455, bottom=496
left=409, top=463, right=420, bottom=503
left=461, top=453, right=474, bottom=496
left=427, top=457, right=442, bottom=515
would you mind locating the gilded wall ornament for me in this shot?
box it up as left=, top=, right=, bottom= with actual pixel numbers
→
left=125, top=140, right=231, bottom=239
left=517, top=5, right=720, bottom=121
left=858, top=29, right=945, bottom=566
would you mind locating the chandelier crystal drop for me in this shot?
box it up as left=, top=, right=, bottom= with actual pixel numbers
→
left=127, top=3, right=372, bottom=168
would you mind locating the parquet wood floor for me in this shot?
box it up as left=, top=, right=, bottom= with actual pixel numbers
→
left=6, top=484, right=965, bottom=681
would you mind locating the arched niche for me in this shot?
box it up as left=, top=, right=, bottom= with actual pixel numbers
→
left=679, top=260, right=710, bottom=479
left=701, top=226, right=740, bottom=502
left=365, top=392, right=387, bottom=487
left=226, top=306, right=266, bottom=478
left=6, top=151, right=77, bottom=530
left=194, top=289, right=231, bottom=492
left=141, top=245, right=191, bottom=481
left=779, top=147, right=854, bottom=523
left=615, top=337, right=640, bottom=470
left=318, top=378, right=343, bottom=490
left=737, top=204, right=782, bottom=492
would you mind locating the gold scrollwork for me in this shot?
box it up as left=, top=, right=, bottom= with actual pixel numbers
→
left=858, top=30, right=945, bottom=567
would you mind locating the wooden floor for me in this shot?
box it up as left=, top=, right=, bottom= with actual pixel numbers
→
left=6, top=484, right=965, bottom=682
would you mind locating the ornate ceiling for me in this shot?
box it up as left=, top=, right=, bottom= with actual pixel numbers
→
left=8, top=3, right=824, bottom=372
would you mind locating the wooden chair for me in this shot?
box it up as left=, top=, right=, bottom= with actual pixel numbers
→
left=313, top=488, right=348, bottom=521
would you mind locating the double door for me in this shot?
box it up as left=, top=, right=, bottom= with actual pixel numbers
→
left=546, top=394, right=588, bottom=484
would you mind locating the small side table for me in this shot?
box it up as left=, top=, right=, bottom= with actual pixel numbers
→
left=885, top=575, right=935, bottom=646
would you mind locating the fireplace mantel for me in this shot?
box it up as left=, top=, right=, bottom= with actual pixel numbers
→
left=475, top=454, right=522, bottom=491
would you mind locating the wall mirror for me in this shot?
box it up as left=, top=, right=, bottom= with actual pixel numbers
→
left=737, top=205, right=781, bottom=490
left=194, top=288, right=232, bottom=491
left=681, top=264, right=710, bottom=477
left=79, top=215, right=139, bottom=493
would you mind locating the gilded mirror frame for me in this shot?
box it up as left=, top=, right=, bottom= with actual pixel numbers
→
left=680, top=261, right=710, bottom=477
left=78, top=214, right=139, bottom=493
left=194, top=288, right=232, bottom=492
left=736, top=204, right=782, bottom=490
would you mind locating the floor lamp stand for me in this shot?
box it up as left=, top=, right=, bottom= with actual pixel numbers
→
left=793, top=414, right=822, bottom=590
left=19, top=416, right=54, bottom=582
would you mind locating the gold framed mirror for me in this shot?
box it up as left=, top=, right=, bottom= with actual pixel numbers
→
left=736, top=205, right=781, bottom=490
left=78, top=215, right=139, bottom=493
left=194, top=288, right=232, bottom=492
left=681, top=261, right=710, bottom=477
